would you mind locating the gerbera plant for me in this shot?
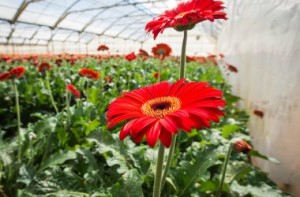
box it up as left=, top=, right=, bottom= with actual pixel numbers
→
left=39, top=62, right=58, bottom=114
left=143, top=0, right=227, bottom=196
left=152, top=43, right=172, bottom=81
left=9, top=66, right=26, bottom=162
left=107, top=79, right=225, bottom=196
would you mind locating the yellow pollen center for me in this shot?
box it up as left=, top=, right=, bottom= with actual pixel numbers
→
left=141, top=96, right=181, bottom=118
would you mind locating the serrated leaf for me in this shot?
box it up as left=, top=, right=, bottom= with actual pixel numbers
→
left=40, top=151, right=77, bottom=171
left=110, top=169, right=144, bottom=197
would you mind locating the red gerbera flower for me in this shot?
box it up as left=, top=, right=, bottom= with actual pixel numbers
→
left=138, top=49, right=149, bottom=57
left=66, top=84, right=81, bottom=98
left=38, top=62, right=51, bottom=73
left=55, top=59, right=63, bottom=67
left=125, top=52, right=136, bottom=61
left=79, top=68, right=100, bottom=80
left=226, top=64, right=238, bottom=73
left=107, top=79, right=225, bottom=147
left=97, top=45, right=109, bottom=51
left=152, top=43, right=172, bottom=58
left=154, top=72, right=160, bottom=79
left=105, top=76, right=113, bottom=83
left=0, top=72, right=11, bottom=81
left=145, top=0, right=227, bottom=39
left=10, top=66, right=26, bottom=79
left=233, top=139, right=252, bottom=154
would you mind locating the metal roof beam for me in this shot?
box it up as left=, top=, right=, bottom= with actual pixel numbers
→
left=11, top=0, right=43, bottom=24
left=52, top=0, right=81, bottom=29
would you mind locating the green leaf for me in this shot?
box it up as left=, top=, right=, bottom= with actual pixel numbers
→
left=40, top=151, right=77, bottom=171
left=231, top=181, right=291, bottom=197
left=249, top=150, right=280, bottom=164
left=110, top=169, right=144, bottom=197
left=221, top=124, right=240, bottom=138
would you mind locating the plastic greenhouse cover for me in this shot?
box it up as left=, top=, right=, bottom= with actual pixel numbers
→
left=0, top=0, right=225, bottom=43
left=217, top=0, right=300, bottom=194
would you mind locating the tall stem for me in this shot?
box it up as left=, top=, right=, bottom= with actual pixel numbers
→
left=45, top=72, right=58, bottom=114
left=216, top=143, right=233, bottom=197
left=153, top=143, right=165, bottom=197
left=66, top=89, right=71, bottom=126
left=179, top=30, right=188, bottom=79
left=13, top=79, right=22, bottom=162
left=160, top=30, right=188, bottom=189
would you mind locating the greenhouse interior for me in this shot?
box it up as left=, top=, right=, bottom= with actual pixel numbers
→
left=0, top=0, right=299, bottom=196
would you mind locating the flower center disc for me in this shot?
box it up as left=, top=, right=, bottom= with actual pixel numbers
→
left=141, top=96, right=181, bottom=118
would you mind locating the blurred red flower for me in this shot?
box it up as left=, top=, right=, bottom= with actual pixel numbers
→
left=55, top=59, right=63, bottom=67
left=79, top=68, right=100, bottom=80
left=97, top=45, right=109, bottom=51
left=38, top=62, right=51, bottom=73
left=253, top=110, right=264, bottom=118
left=66, top=84, right=80, bottom=98
left=107, top=79, right=225, bottom=147
left=186, top=56, right=196, bottom=62
left=138, top=49, right=149, bottom=57
left=233, top=139, right=252, bottom=154
left=10, top=66, right=26, bottom=79
left=154, top=72, right=160, bottom=79
left=0, top=72, right=11, bottom=81
left=227, top=64, right=238, bottom=73
left=105, top=76, right=113, bottom=83
left=152, top=43, right=172, bottom=58
left=125, top=52, right=136, bottom=61
left=145, top=0, right=227, bottom=39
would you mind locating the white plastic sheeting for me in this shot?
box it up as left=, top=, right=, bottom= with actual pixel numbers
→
left=217, top=0, right=300, bottom=195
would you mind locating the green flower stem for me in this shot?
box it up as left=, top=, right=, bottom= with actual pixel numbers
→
left=45, top=72, right=58, bottom=114
left=180, top=30, right=188, bottom=79
left=216, top=142, right=233, bottom=197
left=153, top=142, right=165, bottom=197
left=158, top=55, right=163, bottom=82
left=13, top=79, right=22, bottom=162
left=66, top=89, right=71, bottom=126
left=160, top=30, right=188, bottom=190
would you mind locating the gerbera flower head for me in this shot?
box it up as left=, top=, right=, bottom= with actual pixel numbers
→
left=10, top=66, right=26, bottom=79
left=107, top=79, right=225, bottom=148
left=226, top=64, right=238, bottom=73
left=66, top=84, right=81, bottom=98
left=125, top=52, right=136, bottom=61
left=97, top=45, right=109, bottom=51
left=145, top=0, right=227, bottom=39
left=0, top=72, right=11, bottom=81
left=138, top=49, right=149, bottom=57
left=152, top=43, right=172, bottom=58
left=55, top=59, right=63, bottom=67
left=38, top=62, right=51, bottom=73
left=79, top=68, right=100, bottom=80
left=154, top=72, right=160, bottom=79
left=233, top=139, right=252, bottom=154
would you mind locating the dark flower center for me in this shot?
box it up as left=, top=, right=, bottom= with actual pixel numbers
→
left=141, top=96, right=181, bottom=118
left=151, top=101, right=171, bottom=110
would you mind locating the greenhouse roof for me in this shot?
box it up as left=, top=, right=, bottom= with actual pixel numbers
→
left=0, top=0, right=226, bottom=45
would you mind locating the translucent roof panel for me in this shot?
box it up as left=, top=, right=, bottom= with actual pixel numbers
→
left=0, top=0, right=227, bottom=46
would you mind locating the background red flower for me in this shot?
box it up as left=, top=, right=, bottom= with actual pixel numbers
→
left=66, top=84, right=81, bottom=98
left=79, top=68, right=100, bottom=80
left=10, top=66, right=26, bottom=79
left=0, top=72, right=11, bottom=81
left=125, top=52, right=136, bottom=61
left=38, top=62, right=51, bottom=73
left=97, top=45, right=109, bottom=51
left=152, top=43, right=172, bottom=58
